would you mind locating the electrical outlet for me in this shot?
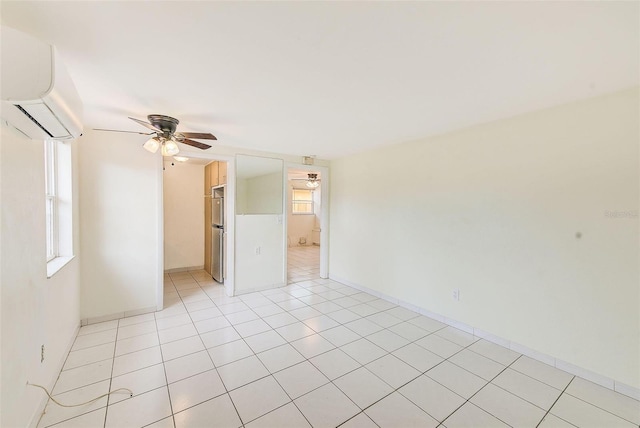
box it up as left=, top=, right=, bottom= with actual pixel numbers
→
left=41, top=345, right=45, bottom=363
left=452, top=289, right=460, bottom=301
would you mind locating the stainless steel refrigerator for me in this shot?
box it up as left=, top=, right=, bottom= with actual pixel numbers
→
left=211, top=187, right=224, bottom=283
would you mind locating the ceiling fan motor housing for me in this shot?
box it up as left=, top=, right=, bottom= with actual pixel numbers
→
left=148, top=114, right=179, bottom=135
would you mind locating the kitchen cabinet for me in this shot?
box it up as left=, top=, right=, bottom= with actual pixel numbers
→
left=205, top=161, right=227, bottom=187
left=204, top=162, right=211, bottom=191
left=210, top=161, right=219, bottom=187
left=218, top=161, right=227, bottom=184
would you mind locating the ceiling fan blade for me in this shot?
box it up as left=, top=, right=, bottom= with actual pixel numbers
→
left=178, top=132, right=217, bottom=140
left=181, top=138, right=211, bottom=150
left=128, top=117, right=162, bottom=132
left=93, top=128, right=155, bottom=135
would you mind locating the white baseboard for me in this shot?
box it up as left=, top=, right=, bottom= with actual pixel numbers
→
left=234, top=282, right=286, bottom=296
left=81, top=306, right=157, bottom=326
left=164, top=265, right=204, bottom=274
left=329, top=274, right=640, bottom=401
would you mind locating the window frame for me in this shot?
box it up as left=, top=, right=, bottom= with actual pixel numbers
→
left=292, top=188, right=314, bottom=215
left=45, top=140, right=58, bottom=262
left=44, top=139, right=75, bottom=277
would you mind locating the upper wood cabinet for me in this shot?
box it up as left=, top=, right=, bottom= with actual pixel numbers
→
left=205, top=161, right=228, bottom=190
left=218, top=161, right=227, bottom=185
left=210, top=161, right=219, bottom=187
left=204, top=162, right=212, bottom=191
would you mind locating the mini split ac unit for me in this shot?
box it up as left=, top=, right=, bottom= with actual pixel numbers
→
left=0, top=26, right=83, bottom=140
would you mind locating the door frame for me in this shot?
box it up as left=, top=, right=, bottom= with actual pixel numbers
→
left=284, top=163, right=330, bottom=280
left=158, top=151, right=236, bottom=301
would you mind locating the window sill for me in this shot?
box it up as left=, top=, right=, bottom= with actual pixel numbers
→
left=47, top=255, right=75, bottom=278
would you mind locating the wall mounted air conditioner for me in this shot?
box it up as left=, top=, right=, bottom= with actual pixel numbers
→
left=0, top=26, right=83, bottom=140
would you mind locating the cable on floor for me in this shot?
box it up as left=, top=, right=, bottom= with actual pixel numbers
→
left=27, top=382, right=133, bottom=407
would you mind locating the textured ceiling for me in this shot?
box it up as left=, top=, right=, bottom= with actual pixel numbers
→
left=1, top=2, right=637, bottom=159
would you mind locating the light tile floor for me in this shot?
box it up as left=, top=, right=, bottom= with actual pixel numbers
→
left=39, top=270, right=640, bottom=427
left=287, top=245, right=320, bottom=284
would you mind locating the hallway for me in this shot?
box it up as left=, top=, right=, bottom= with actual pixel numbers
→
left=287, top=246, right=320, bottom=284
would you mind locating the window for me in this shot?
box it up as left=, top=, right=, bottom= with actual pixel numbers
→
left=44, top=140, right=74, bottom=277
left=44, top=140, right=57, bottom=261
left=292, top=189, right=314, bottom=214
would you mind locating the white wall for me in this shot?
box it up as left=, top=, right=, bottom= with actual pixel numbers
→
left=235, top=214, right=285, bottom=294
left=236, top=176, right=248, bottom=215
left=237, top=171, right=283, bottom=214
left=78, top=130, right=162, bottom=320
left=163, top=161, right=204, bottom=270
left=0, top=127, right=81, bottom=427
left=329, top=88, right=639, bottom=389
left=235, top=168, right=285, bottom=294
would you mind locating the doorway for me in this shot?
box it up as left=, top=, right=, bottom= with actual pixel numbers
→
left=286, top=167, right=324, bottom=284
left=161, top=153, right=236, bottom=300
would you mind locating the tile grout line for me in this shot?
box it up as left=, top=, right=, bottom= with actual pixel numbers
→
left=222, top=303, right=311, bottom=425
left=36, top=326, right=104, bottom=427
left=206, top=274, right=346, bottom=425
left=539, top=376, right=640, bottom=427
left=535, top=376, right=577, bottom=428
left=63, top=278, right=446, bottom=424
left=102, top=314, right=122, bottom=428
left=142, top=278, right=226, bottom=423
left=259, top=285, right=426, bottom=406
left=68, top=279, right=466, bottom=426
left=52, top=265, right=638, bottom=427
left=437, top=354, right=517, bottom=428
left=180, top=271, right=246, bottom=427
left=201, top=274, right=273, bottom=426
left=152, top=276, right=177, bottom=428
left=335, top=333, right=486, bottom=427
left=225, top=285, right=442, bottom=425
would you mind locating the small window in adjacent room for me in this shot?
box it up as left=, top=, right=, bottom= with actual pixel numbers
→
left=292, top=189, right=314, bottom=214
left=44, top=140, right=74, bottom=277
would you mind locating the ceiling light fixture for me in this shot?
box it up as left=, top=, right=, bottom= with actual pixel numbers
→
left=143, top=136, right=181, bottom=157
left=143, top=137, right=160, bottom=153
left=173, top=156, right=189, bottom=162
left=161, top=139, right=180, bottom=156
left=306, top=173, right=320, bottom=188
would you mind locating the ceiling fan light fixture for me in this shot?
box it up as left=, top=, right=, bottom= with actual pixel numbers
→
left=306, top=173, right=320, bottom=188
left=143, top=137, right=160, bottom=153
left=173, top=156, right=189, bottom=162
left=96, top=115, right=217, bottom=155
left=162, top=139, right=180, bottom=156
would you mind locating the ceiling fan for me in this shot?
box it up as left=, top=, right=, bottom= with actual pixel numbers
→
left=291, top=173, right=321, bottom=188
left=94, top=114, right=217, bottom=156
